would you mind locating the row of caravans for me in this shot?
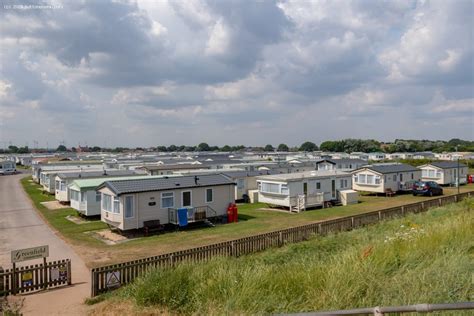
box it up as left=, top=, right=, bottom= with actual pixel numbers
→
left=256, top=162, right=469, bottom=212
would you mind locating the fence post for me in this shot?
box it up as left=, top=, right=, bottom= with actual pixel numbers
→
left=378, top=211, right=382, bottom=221
left=278, top=232, right=283, bottom=247
left=43, top=257, right=47, bottom=290
left=401, top=206, right=404, bottom=216
left=67, top=260, right=72, bottom=285
left=0, top=266, right=3, bottom=295
left=91, top=269, right=96, bottom=297
left=421, top=202, right=425, bottom=210
left=438, top=198, right=442, bottom=206
left=351, top=217, right=354, bottom=228
left=11, top=263, right=17, bottom=295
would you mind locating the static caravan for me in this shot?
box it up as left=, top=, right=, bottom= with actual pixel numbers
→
left=352, top=163, right=421, bottom=194
left=316, top=159, right=367, bottom=171
left=69, top=175, right=175, bottom=216
left=419, top=162, right=468, bottom=185
left=41, top=168, right=103, bottom=193
left=33, top=163, right=104, bottom=183
left=97, top=174, right=235, bottom=231
left=256, top=170, right=354, bottom=212
left=55, top=170, right=137, bottom=202
left=0, top=160, right=16, bottom=175
left=137, top=164, right=209, bottom=176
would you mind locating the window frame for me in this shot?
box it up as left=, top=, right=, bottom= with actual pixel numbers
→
left=161, top=191, right=175, bottom=209
left=124, top=195, right=134, bottom=218
left=181, top=190, right=192, bottom=207
left=205, top=188, right=213, bottom=203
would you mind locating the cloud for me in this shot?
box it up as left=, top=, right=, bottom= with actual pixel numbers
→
left=0, top=0, right=472, bottom=146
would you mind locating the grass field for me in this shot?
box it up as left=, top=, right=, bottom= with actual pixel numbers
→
left=20, top=176, right=474, bottom=267
left=90, top=199, right=474, bottom=315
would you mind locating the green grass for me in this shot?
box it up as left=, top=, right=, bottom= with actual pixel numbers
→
left=20, top=176, right=474, bottom=267
left=99, top=199, right=474, bottom=315
left=20, top=177, right=108, bottom=246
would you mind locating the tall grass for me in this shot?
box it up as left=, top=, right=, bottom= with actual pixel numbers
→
left=103, top=200, right=474, bottom=315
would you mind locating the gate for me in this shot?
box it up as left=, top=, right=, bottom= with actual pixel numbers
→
left=0, top=259, right=71, bottom=296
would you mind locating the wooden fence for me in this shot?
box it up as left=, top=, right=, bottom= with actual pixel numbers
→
left=1, top=259, right=71, bottom=296
left=91, top=191, right=472, bottom=297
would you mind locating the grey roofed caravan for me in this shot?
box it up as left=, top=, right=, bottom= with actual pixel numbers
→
left=98, top=174, right=236, bottom=196
left=353, top=163, right=419, bottom=174
left=56, top=169, right=137, bottom=179
left=428, top=161, right=467, bottom=169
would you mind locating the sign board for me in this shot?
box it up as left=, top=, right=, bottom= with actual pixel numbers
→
left=106, top=271, right=121, bottom=289
left=50, top=267, right=60, bottom=281
left=50, top=264, right=68, bottom=282
left=11, top=245, right=49, bottom=263
left=21, top=271, right=33, bottom=287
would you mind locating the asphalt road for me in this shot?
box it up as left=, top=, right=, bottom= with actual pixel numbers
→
left=0, top=173, right=90, bottom=315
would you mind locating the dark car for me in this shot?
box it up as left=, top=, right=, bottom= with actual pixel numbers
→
left=412, top=181, right=443, bottom=196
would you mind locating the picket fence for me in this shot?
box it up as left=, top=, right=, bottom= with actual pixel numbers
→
left=91, top=191, right=472, bottom=297
left=1, top=259, right=71, bottom=296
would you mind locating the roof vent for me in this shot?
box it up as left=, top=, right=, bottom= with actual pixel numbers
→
left=194, top=176, right=200, bottom=185
left=175, top=183, right=180, bottom=186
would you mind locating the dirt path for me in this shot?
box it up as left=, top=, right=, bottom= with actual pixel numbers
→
left=0, top=173, right=90, bottom=315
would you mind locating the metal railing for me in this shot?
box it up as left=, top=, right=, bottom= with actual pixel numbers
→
left=286, top=302, right=474, bottom=315
left=168, top=205, right=217, bottom=225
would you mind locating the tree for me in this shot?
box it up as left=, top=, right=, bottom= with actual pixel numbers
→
left=167, top=145, right=177, bottom=152
left=17, top=146, right=29, bottom=154
left=8, top=145, right=19, bottom=153
left=56, top=145, right=67, bottom=152
left=276, top=144, right=289, bottom=152
left=221, top=145, right=232, bottom=152
left=299, top=141, right=318, bottom=152
left=197, top=142, right=210, bottom=151
left=156, top=146, right=167, bottom=152
left=91, top=146, right=101, bottom=152
left=264, top=144, right=274, bottom=152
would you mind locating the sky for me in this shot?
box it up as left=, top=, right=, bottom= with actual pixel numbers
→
left=0, top=0, right=473, bottom=148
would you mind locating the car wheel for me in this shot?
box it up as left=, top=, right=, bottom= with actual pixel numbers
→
left=413, top=193, right=417, bottom=196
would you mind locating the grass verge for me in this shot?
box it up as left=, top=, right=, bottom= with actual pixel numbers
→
left=91, top=199, right=474, bottom=315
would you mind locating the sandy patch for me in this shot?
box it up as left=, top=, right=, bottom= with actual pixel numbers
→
left=88, top=229, right=132, bottom=245
left=65, top=215, right=89, bottom=225
left=40, top=200, right=69, bottom=210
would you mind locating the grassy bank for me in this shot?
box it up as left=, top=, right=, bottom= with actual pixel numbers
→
left=93, top=199, right=474, bottom=315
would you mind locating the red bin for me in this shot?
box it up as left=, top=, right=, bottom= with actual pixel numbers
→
left=232, top=204, right=238, bottom=222
left=227, top=203, right=234, bottom=223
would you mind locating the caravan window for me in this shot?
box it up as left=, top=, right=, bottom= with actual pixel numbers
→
left=102, top=194, right=112, bottom=212
left=113, top=197, right=120, bottom=214
left=281, top=184, right=289, bottom=195
left=205, top=188, right=213, bottom=203
left=161, top=192, right=174, bottom=208
left=261, top=182, right=280, bottom=194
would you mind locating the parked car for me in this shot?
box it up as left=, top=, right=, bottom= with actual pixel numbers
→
left=412, top=181, right=443, bottom=196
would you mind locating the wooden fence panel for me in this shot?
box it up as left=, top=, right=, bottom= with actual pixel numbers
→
left=90, top=191, right=473, bottom=297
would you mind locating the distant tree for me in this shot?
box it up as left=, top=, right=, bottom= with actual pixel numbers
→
left=177, top=145, right=186, bottom=152
left=71, top=147, right=77, bottom=152
left=167, top=145, right=177, bottom=152
left=156, top=146, right=167, bottom=152
left=56, top=145, right=67, bottom=152
left=264, top=144, right=274, bottom=151
left=299, top=141, right=318, bottom=152
left=91, top=146, right=101, bottom=152
left=221, top=145, right=232, bottom=152
left=197, top=142, right=210, bottom=151
left=184, top=146, right=196, bottom=152
left=8, top=145, right=19, bottom=153
left=18, top=146, right=29, bottom=154
left=277, top=144, right=289, bottom=152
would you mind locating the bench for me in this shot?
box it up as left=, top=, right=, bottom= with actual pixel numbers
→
left=385, top=188, right=396, bottom=197
left=143, top=220, right=164, bottom=236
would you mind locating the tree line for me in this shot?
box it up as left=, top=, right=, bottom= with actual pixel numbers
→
left=1, top=139, right=472, bottom=154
